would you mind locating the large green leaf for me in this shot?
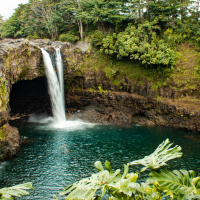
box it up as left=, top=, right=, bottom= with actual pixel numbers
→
left=128, top=181, right=163, bottom=200
left=59, top=161, right=122, bottom=199
left=107, top=167, right=138, bottom=198
left=0, top=182, right=33, bottom=200
left=59, top=161, right=139, bottom=200
left=128, top=139, right=182, bottom=172
left=146, top=169, right=200, bottom=199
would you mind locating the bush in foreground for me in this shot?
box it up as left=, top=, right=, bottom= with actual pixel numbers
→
left=57, top=139, right=200, bottom=200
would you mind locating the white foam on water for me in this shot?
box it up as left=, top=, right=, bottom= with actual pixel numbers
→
left=28, top=114, right=96, bottom=131
left=0, top=162, right=8, bottom=179
left=132, top=124, right=141, bottom=126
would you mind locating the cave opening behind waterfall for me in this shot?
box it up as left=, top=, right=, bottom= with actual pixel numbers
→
left=9, top=76, right=52, bottom=118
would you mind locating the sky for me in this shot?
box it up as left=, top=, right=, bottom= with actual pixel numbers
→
left=0, top=0, right=29, bottom=20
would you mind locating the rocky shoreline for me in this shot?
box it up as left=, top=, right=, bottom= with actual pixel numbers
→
left=65, top=89, right=200, bottom=132
left=8, top=88, right=200, bottom=132
left=0, top=124, right=20, bottom=163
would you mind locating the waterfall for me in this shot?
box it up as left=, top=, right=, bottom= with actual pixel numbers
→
left=41, top=48, right=66, bottom=124
left=55, top=48, right=65, bottom=113
left=36, top=48, right=94, bottom=130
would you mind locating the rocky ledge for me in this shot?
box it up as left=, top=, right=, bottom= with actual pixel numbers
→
left=65, top=89, right=200, bottom=132
left=0, top=38, right=91, bottom=161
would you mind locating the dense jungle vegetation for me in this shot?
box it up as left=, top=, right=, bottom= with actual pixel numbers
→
left=0, top=0, right=200, bottom=69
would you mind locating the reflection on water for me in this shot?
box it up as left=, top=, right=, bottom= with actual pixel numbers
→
left=0, top=121, right=200, bottom=199
left=184, top=134, right=200, bottom=143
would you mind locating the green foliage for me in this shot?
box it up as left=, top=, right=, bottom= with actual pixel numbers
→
left=0, top=78, right=8, bottom=109
left=0, top=182, right=33, bottom=199
left=58, top=139, right=200, bottom=200
left=59, top=161, right=138, bottom=200
left=129, top=139, right=182, bottom=172
left=91, top=31, right=105, bottom=46
left=195, top=66, right=200, bottom=74
left=101, top=20, right=176, bottom=67
left=164, top=20, right=200, bottom=47
left=98, top=84, right=103, bottom=93
left=1, top=4, right=26, bottom=38
left=1, top=17, right=21, bottom=38
left=1, top=0, right=200, bottom=75
left=59, top=32, right=79, bottom=43
left=1, top=0, right=200, bottom=49
left=147, top=169, right=200, bottom=199
left=0, top=125, right=5, bottom=141
left=27, top=33, right=40, bottom=40
left=77, top=0, right=129, bottom=30
left=0, top=15, right=3, bottom=39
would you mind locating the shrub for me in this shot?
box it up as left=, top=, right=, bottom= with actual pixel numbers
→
left=58, top=32, right=79, bottom=43
left=27, top=33, right=40, bottom=40
left=14, top=30, right=24, bottom=38
left=98, top=84, right=104, bottom=93
left=91, top=30, right=105, bottom=46
left=58, top=139, right=200, bottom=200
left=101, top=21, right=176, bottom=67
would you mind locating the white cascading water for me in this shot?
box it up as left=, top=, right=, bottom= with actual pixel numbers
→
left=55, top=48, right=65, bottom=115
left=41, top=48, right=66, bottom=124
left=31, top=48, right=95, bottom=130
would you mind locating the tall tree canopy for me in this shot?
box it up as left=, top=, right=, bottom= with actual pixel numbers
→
left=0, top=0, right=200, bottom=68
left=1, top=0, right=199, bottom=39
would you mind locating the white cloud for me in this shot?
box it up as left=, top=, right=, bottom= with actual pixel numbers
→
left=0, top=0, right=29, bottom=20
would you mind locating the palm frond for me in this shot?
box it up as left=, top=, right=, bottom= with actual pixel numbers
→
left=0, top=182, right=33, bottom=200
left=128, top=139, right=182, bottom=172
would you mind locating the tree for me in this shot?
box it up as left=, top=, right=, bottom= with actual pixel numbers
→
left=0, top=15, right=3, bottom=38
left=75, top=0, right=129, bottom=33
left=28, top=0, right=60, bottom=39
left=1, top=4, right=27, bottom=38
left=0, top=15, right=3, bottom=26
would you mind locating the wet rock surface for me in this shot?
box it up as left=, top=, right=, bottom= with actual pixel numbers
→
left=0, top=124, right=20, bottom=162
left=65, top=89, right=200, bottom=132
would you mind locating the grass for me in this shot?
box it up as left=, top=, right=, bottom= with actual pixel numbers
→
left=79, top=45, right=200, bottom=96
left=170, top=44, right=200, bottom=91
left=80, top=49, right=172, bottom=89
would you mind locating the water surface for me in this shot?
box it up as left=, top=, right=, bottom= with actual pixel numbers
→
left=0, top=122, right=200, bottom=199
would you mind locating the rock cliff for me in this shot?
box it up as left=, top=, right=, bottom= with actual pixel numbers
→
left=65, top=89, right=200, bottom=132
left=0, top=38, right=91, bottom=161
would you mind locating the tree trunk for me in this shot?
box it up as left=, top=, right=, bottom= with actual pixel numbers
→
left=197, top=0, right=199, bottom=20
left=77, top=0, right=83, bottom=39
left=78, top=19, right=83, bottom=39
